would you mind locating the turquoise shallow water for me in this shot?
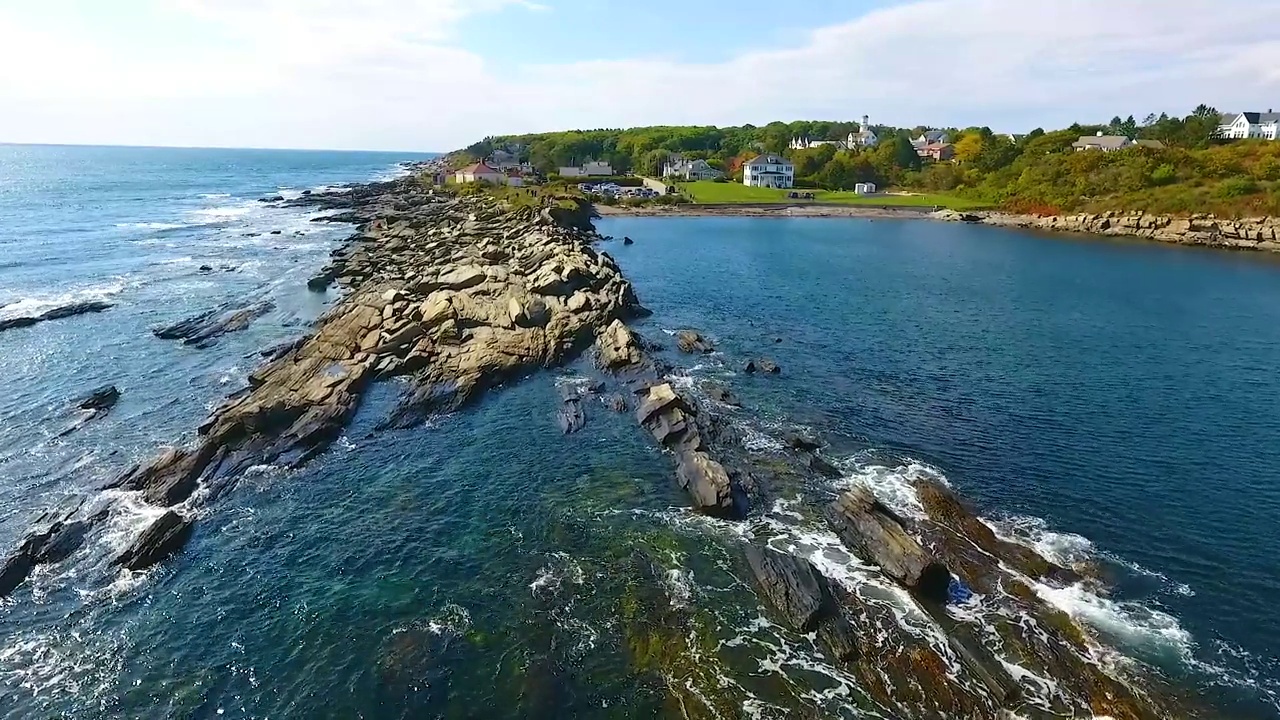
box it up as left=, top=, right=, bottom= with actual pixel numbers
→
left=1, top=146, right=1279, bottom=718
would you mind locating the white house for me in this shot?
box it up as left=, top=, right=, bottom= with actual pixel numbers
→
left=789, top=137, right=841, bottom=150
left=1217, top=111, right=1280, bottom=140
left=662, top=158, right=724, bottom=181
left=743, top=154, right=795, bottom=188
left=854, top=182, right=877, bottom=195
left=911, top=130, right=950, bottom=148
left=455, top=162, right=506, bottom=184
left=848, top=115, right=879, bottom=148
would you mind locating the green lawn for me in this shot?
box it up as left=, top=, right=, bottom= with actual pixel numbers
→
left=677, top=181, right=991, bottom=210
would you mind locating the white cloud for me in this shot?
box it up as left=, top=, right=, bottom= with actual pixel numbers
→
left=1, top=0, right=1278, bottom=150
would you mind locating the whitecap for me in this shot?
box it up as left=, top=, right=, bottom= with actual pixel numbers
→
left=1030, top=580, right=1192, bottom=659
left=983, top=514, right=1094, bottom=568
left=114, top=221, right=190, bottom=231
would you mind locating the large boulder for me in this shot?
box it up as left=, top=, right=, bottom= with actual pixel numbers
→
left=675, top=329, right=714, bottom=354
left=78, top=385, right=121, bottom=413
left=825, top=486, right=951, bottom=604
left=113, top=511, right=194, bottom=571
left=435, top=265, right=487, bottom=291
left=596, top=320, right=643, bottom=370
left=674, top=450, right=739, bottom=518
left=556, top=394, right=586, bottom=434
left=744, top=544, right=833, bottom=631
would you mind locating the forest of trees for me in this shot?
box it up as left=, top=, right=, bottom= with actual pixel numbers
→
left=459, top=106, right=1280, bottom=216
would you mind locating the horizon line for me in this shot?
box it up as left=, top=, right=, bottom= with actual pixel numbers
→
left=0, top=140, right=446, bottom=154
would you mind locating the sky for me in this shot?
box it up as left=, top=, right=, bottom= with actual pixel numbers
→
left=1, top=0, right=1279, bottom=151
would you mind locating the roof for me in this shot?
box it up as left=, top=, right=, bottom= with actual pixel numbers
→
left=915, top=130, right=949, bottom=143
left=1228, top=112, right=1280, bottom=124
left=1134, top=139, right=1165, bottom=149
left=923, top=142, right=953, bottom=150
left=458, top=162, right=500, bottom=174
left=1072, top=135, right=1131, bottom=149
left=745, top=154, right=792, bottom=167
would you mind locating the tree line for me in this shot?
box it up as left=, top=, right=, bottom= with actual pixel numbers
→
left=459, top=105, right=1280, bottom=216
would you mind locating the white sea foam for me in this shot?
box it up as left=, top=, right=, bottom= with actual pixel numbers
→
left=426, top=603, right=472, bottom=636
left=1030, top=580, right=1192, bottom=658
left=114, top=221, right=191, bottom=231
left=829, top=455, right=948, bottom=521
left=188, top=203, right=256, bottom=221
left=529, top=552, right=586, bottom=599
left=198, top=193, right=232, bottom=199
left=983, top=514, right=1094, bottom=567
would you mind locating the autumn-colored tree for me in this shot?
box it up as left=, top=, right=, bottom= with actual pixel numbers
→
left=953, top=133, right=985, bottom=163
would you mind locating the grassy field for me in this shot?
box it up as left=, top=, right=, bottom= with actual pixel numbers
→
left=677, top=181, right=992, bottom=210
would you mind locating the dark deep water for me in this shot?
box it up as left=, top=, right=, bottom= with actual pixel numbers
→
left=2, top=147, right=1279, bottom=718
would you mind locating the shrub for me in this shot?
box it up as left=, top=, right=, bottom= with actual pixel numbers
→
left=1215, top=178, right=1259, bottom=199
left=1149, top=164, right=1177, bottom=186
left=1253, top=156, right=1280, bottom=182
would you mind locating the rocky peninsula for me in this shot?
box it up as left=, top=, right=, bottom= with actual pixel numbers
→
left=0, top=177, right=1210, bottom=718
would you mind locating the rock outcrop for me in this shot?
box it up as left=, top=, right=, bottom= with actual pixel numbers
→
left=825, top=485, right=952, bottom=603
left=675, top=329, right=714, bottom=354
left=153, top=300, right=276, bottom=348
left=113, top=511, right=193, bottom=571
left=0, top=301, right=113, bottom=334
left=1, top=182, right=650, bottom=593
left=0, top=506, right=106, bottom=598
left=78, top=385, right=120, bottom=414
left=940, top=209, right=1280, bottom=253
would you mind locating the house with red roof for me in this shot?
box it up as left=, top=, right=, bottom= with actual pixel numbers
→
left=455, top=162, right=505, bottom=184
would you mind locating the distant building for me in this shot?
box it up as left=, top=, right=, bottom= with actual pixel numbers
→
left=558, top=159, right=613, bottom=177
left=854, top=182, right=877, bottom=195
left=1217, top=111, right=1280, bottom=140
left=488, top=150, right=519, bottom=170
left=847, top=115, right=880, bottom=148
left=662, top=158, right=724, bottom=181
left=1071, top=133, right=1134, bottom=152
left=455, top=162, right=505, bottom=184
left=917, top=143, right=955, bottom=161
left=743, top=154, right=795, bottom=188
left=789, top=137, right=842, bottom=150
left=911, top=130, right=950, bottom=148
left=1134, top=139, right=1166, bottom=149
left=505, top=169, right=525, bottom=187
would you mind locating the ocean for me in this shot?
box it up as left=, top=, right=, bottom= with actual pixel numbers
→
left=0, top=145, right=1277, bottom=718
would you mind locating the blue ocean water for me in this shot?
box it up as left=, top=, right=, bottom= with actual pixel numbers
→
left=1, top=146, right=1278, bottom=718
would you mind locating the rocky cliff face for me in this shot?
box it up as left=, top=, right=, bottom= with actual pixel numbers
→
left=936, top=209, right=1280, bottom=252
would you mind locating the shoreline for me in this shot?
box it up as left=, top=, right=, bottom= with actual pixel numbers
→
left=599, top=201, right=1280, bottom=254
left=594, top=202, right=938, bottom=219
